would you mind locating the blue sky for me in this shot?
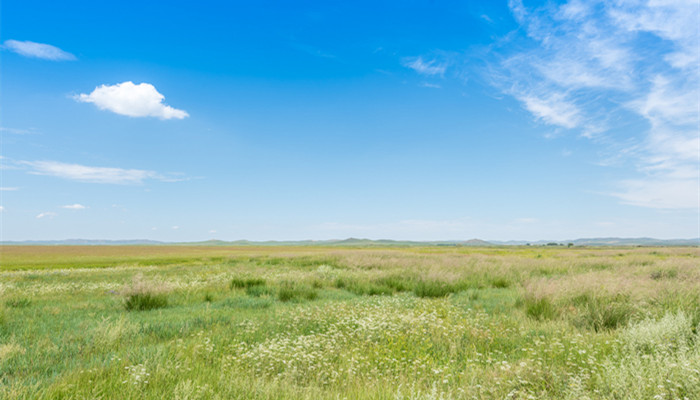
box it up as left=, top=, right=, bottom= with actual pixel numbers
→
left=1, top=0, right=698, bottom=241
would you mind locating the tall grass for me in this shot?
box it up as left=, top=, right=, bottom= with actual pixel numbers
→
left=121, top=274, right=169, bottom=311
left=1, top=245, right=698, bottom=399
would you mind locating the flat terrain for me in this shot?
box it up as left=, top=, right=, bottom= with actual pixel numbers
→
left=1, top=245, right=699, bottom=399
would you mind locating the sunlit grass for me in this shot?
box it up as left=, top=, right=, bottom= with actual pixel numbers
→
left=0, top=245, right=698, bottom=399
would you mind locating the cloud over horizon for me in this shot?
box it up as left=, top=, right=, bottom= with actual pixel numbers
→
left=2, top=40, right=76, bottom=61
left=22, top=160, right=165, bottom=184
left=75, top=81, right=189, bottom=120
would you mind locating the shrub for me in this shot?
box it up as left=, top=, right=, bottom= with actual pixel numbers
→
left=5, top=298, right=31, bottom=308
left=335, top=276, right=402, bottom=296
left=122, top=274, right=169, bottom=311
left=230, top=277, right=266, bottom=289
left=278, top=284, right=318, bottom=302
left=570, top=293, right=634, bottom=331
left=245, top=285, right=273, bottom=297
left=124, top=292, right=168, bottom=311
left=490, top=277, right=511, bottom=288
left=649, top=268, right=678, bottom=280
left=413, top=280, right=459, bottom=298
left=373, top=275, right=414, bottom=292
left=521, top=295, right=558, bottom=321
left=220, top=297, right=272, bottom=309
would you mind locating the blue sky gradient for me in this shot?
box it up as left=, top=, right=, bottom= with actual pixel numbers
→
left=1, top=0, right=698, bottom=241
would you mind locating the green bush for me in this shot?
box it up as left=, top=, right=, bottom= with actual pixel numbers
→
left=121, top=274, right=170, bottom=311
left=373, top=275, right=414, bottom=292
left=246, top=285, right=273, bottom=297
left=650, top=268, right=678, bottom=280
left=124, top=293, right=168, bottom=311
left=230, top=277, right=266, bottom=289
left=278, top=284, right=318, bottom=302
left=571, top=293, right=634, bottom=331
left=335, top=277, right=396, bottom=296
left=5, top=298, right=32, bottom=308
left=413, top=280, right=460, bottom=298
left=490, top=277, right=511, bottom=288
left=521, top=295, right=558, bottom=320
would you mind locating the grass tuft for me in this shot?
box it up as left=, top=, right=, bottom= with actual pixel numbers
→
left=5, top=297, right=32, bottom=308
left=277, top=283, right=318, bottom=302
left=413, top=280, right=460, bottom=298
left=245, top=285, right=273, bottom=297
left=570, top=293, right=634, bottom=331
left=521, top=294, right=559, bottom=320
left=649, top=268, right=678, bottom=280
left=121, top=274, right=169, bottom=311
left=230, top=277, right=266, bottom=289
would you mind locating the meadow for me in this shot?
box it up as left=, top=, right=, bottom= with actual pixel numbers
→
left=0, top=245, right=698, bottom=399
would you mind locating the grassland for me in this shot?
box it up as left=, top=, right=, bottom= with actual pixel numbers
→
left=1, top=245, right=699, bottom=399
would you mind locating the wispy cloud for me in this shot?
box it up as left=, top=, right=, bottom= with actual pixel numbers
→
left=2, top=40, right=76, bottom=61
left=0, top=126, right=37, bottom=135
left=419, top=82, right=442, bottom=89
left=488, top=0, right=699, bottom=209
left=0, top=187, right=18, bottom=191
left=22, top=160, right=165, bottom=184
left=402, top=57, right=447, bottom=76
left=75, top=81, right=189, bottom=120
left=0, top=206, right=4, bottom=212
left=36, top=212, right=57, bottom=219
left=61, top=203, right=87, bottom=210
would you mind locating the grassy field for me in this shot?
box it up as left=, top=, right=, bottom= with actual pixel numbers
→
left=1, top=245, right=699, bottom=399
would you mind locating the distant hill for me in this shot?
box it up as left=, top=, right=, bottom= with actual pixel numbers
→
left=490, top=237, right=700, bottom=246
left=1, top=237, right=697, bottom=247
left=0, top=239, right=164, bottom=245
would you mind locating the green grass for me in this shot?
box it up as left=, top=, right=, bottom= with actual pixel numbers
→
left=230, top=277, right=267, bottom=289
left=0, top=245, right=698, bottom=399
left=277, top=283, right=318, bottom=302
left=123, top=292, right=168, bottom=311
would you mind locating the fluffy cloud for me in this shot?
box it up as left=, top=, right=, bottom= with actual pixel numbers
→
left=3, top=39, right=76, bottom=60
left=23, top=160, right=163, bottom=184
left=491, top=0, right=699, bottom=209
left=61, top=204, right=86, bottom=210
left=75, top=81, right=189, bottom=120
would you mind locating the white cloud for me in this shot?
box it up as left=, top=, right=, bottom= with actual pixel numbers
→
left=2, top=40, right=76, bottom=61
left=209, top=230, right=217, bottom=234
left=0, top=126, right=37, bottom=135
left=22, top=160, right=163, bottom=184
left=61, top=203, right=86, bottom=210
left=0, top=206, right=4, bottom=212
left=172, top=226, right=179, bottom=230
left=75, top=81, right=189, bottom=120
left=612, top=177, right=699, bottom=209
left=419, top=82, right=442, bottom=89
left=0, top=187, right=18, bottom=191
left=36, top=212, right=57, bottom=219
left=402, top=57, right=446, bottom=76
left=520, top=94, right=580, bottom=129
left=490, top=0, right=700, bottom=209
